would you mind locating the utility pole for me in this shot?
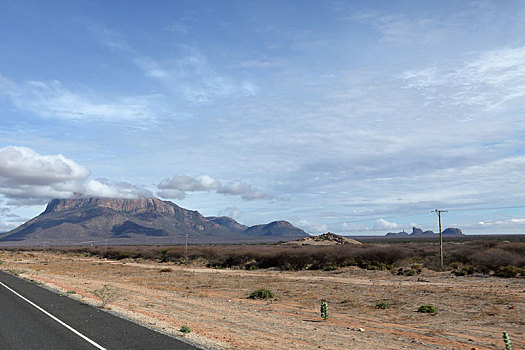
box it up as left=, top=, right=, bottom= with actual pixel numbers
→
left=433, top=209, right=448, bottom=271
left=185, top=232, right=189, bottom=255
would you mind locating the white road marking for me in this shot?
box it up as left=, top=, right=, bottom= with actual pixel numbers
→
left=0, top=281, right=107, bottom=350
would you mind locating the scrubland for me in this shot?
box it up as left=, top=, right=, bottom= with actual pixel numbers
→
left=0, top=240, right=524, bottom=349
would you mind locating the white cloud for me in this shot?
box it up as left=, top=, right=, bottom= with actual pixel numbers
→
left=352, top=12, right=447, bottom=46
left=0, top=146, right=90, bottom=186
left=217, top=182, right=271, bottom=201
left=296, top=220, right=327, bottom=234
left=0, top=146, right=151, bottom=204
left=157, top=174, right=271, bottom=201
left=0, top=220, right=17, bottom=232
left=400, top=45, right=525, bottom=111
left=158, top=175, right=220, bottom=192
left=135, top=53, right=258, bottom=103
left=84, top=179, right=152, bottom=199
left=217, top=206, right=242, bottom=220
left=373, top=218, right=402, bottom=230
left=0, top=74, right=158, bottom=122
left=156, top=189, right=186, bottom=200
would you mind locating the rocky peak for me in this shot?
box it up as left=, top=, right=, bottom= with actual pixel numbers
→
left=411, top=227, right=424, bottom=235
left=267, top=220, right=293, bottom=227
left=43, top=197, right=178, bottom=215
left=442, top=228, right=464, bottom=235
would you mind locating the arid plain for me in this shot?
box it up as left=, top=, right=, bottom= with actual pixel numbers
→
left=0, top=249, right=523, bottom=350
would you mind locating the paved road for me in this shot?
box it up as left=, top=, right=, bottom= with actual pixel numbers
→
left=0, top=271, right=198, bottom=349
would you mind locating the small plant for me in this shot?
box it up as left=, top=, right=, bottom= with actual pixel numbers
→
left=93, top=284, right=119, bottom=308
left=320, top=301, right=329, bottom=320
left=375, top=301, right=390, bottom=309
left=495, top=265, right=518, bottom=278
left=180, top=325, right=191, bottom=334
left=417, top=305, right=437, bottom=313
left=248, top=265, right=259, bottom=271
left=66, top=290, right=77, bottom=294
left=405, top=269, right=417, bottom=276
left=159, top=268, right=173, bottom=273
left=249, top=288, right=274, bottom=300
left=452, top=269, right=467, bottom=276
left=503, top=331, right=513, bottom=350
left=323, top=264, right=339, bottom=271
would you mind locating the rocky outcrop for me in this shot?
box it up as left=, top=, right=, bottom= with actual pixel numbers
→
left=44, top=197, right=177, bottom=215
left=442, top=228, right=463, bottom=236
left=385, top=226, right=464, bottom=237
left=283, top=232, right=362, bottom=245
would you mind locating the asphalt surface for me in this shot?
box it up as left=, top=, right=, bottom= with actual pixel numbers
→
left=0, top=270, right=199, bottom=350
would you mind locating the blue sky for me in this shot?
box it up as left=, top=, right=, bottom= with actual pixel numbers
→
left=1, top=0, right=524, bottom=235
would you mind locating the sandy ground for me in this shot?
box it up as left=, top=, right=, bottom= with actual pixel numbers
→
left=0, top=250, right=523, bottom=350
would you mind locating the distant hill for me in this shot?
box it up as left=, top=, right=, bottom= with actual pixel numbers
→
left=243, top=221, right=308, bottom=238
left=386, top=227, right=464, bottom=237
left=206, top=216, right=248, bottom=232
left=283, top=232, right=362, bottom=246
left=0, top=197, right=308, bottom=246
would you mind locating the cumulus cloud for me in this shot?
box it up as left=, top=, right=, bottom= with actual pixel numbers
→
left=0, top=146, right=90, bottom=204
left=156, top=189, right=187, bottom=200
left=373, top=218, right=402, bottom=230
left=296, top=220, right=327, bottom=234
left=0, top=146, right=90, bottom=185
left=157, top=174, right=271, bottom=201
left=0, top=220, right=16, bottom=232
left=85, top=179, right=153, bottom=199
left=0, top=146, right=151, bottom=204
left=217, top=206, right=242, bottom=220
left=158, top=175, right=219, bottom=192
left=217, top=182, right=271, bottom=201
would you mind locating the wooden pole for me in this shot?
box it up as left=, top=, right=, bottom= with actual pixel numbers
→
left=433, top=209, right=447, bottom=271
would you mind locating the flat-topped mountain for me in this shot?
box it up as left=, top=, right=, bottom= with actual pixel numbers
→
left=0, top=197, right=308, bottom=246
left=386, top=226, right=464, bottom=237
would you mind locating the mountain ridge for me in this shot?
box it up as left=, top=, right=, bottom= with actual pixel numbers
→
left=0, top=197, right=308, bottom=246
left=386, top=226, right=464, bottom=237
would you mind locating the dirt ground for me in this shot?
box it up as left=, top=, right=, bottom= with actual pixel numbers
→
left=0, top=250, right=523, bottom=350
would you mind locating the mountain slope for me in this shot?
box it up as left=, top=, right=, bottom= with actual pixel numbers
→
left=0, top=198, right=308, bottom=246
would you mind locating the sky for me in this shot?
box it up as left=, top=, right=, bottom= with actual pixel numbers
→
left=0, top=0, right=524, bottom=235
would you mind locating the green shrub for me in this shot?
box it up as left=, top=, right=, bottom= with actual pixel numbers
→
left=248, top=265, right=259, bottom=271
left=366, top=263, right=393, bottom=270
left=495, top=265, right=518, bottom=278
left=375, top=301, right=390, bottom=309
left=249, top=288, right=274, bottom=300
left=323, top=264, right=339, bottom=271
left=180, top=325, right=191, bottom=334
left=417, top=305, right=437, bottom=313
left=405, top=269, right=417, bottom=276
left=453, top=269, right=467, bottom=276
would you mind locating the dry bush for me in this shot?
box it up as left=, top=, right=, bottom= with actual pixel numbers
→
left=471, top=248, right=522, bottom=272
